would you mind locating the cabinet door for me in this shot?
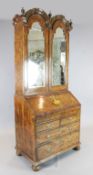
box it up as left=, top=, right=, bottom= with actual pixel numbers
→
left=49, top=18, right=69, bottom=91
left=24, top=18, right=49, bottom=95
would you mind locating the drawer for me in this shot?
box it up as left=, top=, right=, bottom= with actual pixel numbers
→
left=37, top=128, right=61, bottom=144
left=37, top=143, right=53, bottom=160
left=36, top=108, right=80, bottom=124
left=60, top=122, right=80, bottom=136
left=69, top=122, right=80, bottom=132
left=37, top=131, right=80, bottom=160
left=37, top=122, right=80, bottom=144
left=61, top=114, right=80, bottom=126
left=36, top=120, right=59, bottom=132
left=63, top=109, right=80, bottom=117
left=37, top=139, right=64, bottom=160
left=63, top=132, right=80, bottom=147
left=36, top=112, right=63, bottom=124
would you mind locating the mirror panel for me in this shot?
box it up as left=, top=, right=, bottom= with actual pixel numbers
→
left=52, top=28, right=66, bottom=86
left=24, top=22, right=45, bottom=89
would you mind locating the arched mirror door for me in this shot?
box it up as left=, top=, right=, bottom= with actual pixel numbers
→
left=50, top=20, right=68, bottom=91
left=24, top=19, right=48, bottom=94
left=52, top=27, right=66, bottom=86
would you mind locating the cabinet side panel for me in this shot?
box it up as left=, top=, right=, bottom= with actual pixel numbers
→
left=15, top=96, right=36, bottom=161
left=14, top=22, right=24, bottom=94
left=23, top=100, right=36, bottom=161
left=14, top=96, right=24, bottom=152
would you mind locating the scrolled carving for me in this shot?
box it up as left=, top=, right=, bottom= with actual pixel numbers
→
left=13, top=15, right=22, bottom=25
left=25, top=8, right=49, bottom=22
left=51, top=15, right=73, bottom=31
left=45, top=21, right=52, bottom=29
left=65, top=20, right=73, bottom=31
left=48, top=12, right=52, bottom=19
left=13, top=8, right=49, bottom=25
left=51, top=15, right=65, bottom=23
left=13, top=8, right=73, bottom=31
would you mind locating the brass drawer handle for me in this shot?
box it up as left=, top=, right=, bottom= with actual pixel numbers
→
left=59, top=130, right=62, bottom=134
left=47, top=147, right=52, bottom=152
left=47, top=135, right=51, bottom=138
left=48, top=124, right=51, bottom=128
left=68, top=127, right=72, bottom=134
left=57, top=140, right=62, bottom=144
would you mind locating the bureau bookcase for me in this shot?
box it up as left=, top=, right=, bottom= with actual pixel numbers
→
left=13, top=8, right=81, bottom=171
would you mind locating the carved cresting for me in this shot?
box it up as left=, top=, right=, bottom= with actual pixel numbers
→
left=13, top=8, right=73, bottom=31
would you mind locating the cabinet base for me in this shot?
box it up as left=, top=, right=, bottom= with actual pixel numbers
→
left=73, top=145, right=80, bottom=151
left=16, top=149, right=22, bottom=156
left=15, top=143, right=80, bottom=171
left=32, top=164, right=40, bottom=171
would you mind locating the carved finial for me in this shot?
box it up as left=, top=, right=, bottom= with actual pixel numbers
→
left=69, top=19, right=73, bottom=30
left=21, top=8, right=27, bottom=24
left=21, top=8, right=25, bottom=16
left=48, top=11, right=52, bottom=19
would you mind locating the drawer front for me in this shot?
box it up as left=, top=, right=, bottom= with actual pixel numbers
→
left=36, top=108, right=80, bottom=124
left=37, top=131, right=80, bottom=160
left=63, top=132, right=79, bottom=146
left=36, top=120, right=59, bottom=132
left=63, top=109, right=80, bottom=117
left=36, top=112, right=62, bottom=124
left=60, top=122, right=80, bottom=136
left=61, top=113, right=80, bottom=126
left=37, top=122, right=80, bottom=144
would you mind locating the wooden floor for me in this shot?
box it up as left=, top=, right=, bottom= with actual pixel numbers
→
left=0, top=126, right=93, bottom=175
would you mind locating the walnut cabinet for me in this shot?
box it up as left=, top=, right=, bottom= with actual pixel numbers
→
left=13, top=8, right=81, bottom=171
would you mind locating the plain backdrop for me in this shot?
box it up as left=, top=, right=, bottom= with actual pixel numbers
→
left=0, top=1, right=93, bottom=174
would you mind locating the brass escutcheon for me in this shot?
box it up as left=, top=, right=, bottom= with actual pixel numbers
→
left=50, top=96, right=61, bottom=105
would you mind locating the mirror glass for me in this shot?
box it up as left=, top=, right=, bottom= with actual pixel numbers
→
left=52, top=28, right=66, bottom=86
left=24, top=22, right=45, bottom=89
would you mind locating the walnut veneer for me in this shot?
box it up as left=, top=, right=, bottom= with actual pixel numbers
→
left=13, top=8, right=81, bottom=171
